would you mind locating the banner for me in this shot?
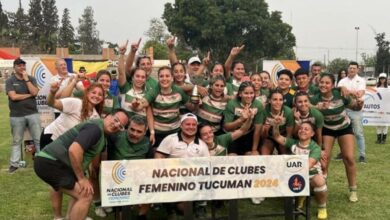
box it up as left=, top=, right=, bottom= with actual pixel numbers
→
left=23, top=57, right=58, bottom=127
left=362, top=87, right=390, bottom=126
left=262, top=60, right=302, bottom=86
left=101, top=155, right=309, bottom=207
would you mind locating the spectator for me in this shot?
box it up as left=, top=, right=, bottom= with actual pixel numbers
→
left=109, top=69, right=119, bottom=96
left=336, top=69, right=347, bottom=86
left=6, top=58, right=41, bottom=173
left=337, top=62, right=367, bottom=163
left=34, top=110, right=129, bottom=220
left=376, top=73, right=388, bottom=144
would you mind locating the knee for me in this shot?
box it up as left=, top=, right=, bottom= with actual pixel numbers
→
left=343, top=156, right=355, bottom=166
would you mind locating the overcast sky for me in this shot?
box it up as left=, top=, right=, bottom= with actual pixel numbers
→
left=2, top=0, right=388, bottom=64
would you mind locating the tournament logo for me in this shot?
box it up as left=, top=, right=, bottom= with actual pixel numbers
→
left=286, top=157, right=304, bottom=173
left=31, top=61, right=47, bottom=89
left=112, top=162, right=126, bottom=185
left=288, top=174, right=305, bottom=193
left=271, top=63, right=284, bottom=85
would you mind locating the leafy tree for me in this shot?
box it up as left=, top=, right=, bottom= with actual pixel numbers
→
left=142, top=40, right=168, bottom=59
left=361, top=52, right=376, bottom=67
left=375, top=32, right=390, bottom=74
left=42, top=0, right=59, bottom=53
left=145, top=18, right=169, bottom=42
left=0, top=1, right=9, bottom=37
left=327, top=58, right=350, bottom=75
left=28, top=0, right=44, bottom=47
left=163, top=0, right=296, bottom=70
left=58, top=8, right=75, bottom=49
left=7, top=0, right=29, bottom=45
left=77, top=6, right=101, bottom=54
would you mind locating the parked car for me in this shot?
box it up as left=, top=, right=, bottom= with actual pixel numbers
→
left=366, top=77, right=377, bottom=86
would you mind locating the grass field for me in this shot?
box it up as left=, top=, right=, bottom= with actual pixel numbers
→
left=0, top=92, right=389, bottom=220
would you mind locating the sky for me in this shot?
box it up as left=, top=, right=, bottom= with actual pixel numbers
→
left=1, top=0, right=389, bottom=64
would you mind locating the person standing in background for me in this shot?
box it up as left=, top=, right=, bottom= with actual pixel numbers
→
left=337, top=62, right=367, bottom=163
left=6, top=58, right=41, bottom=173
left=376, top=73, right=388, bottom=144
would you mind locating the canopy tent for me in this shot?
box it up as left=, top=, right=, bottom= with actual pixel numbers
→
left=0, top=49, right=17, bottom=68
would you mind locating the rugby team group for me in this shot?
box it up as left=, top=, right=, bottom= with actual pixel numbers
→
left=6, top=37, right=373, bottom=220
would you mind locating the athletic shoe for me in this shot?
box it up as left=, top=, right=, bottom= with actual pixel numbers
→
left=349, top=191, right=358, bottom=202
left=317, top=208, right=328, bottom=219
left=8, top=166, right=18, bottom=173
left=359, top=156, right=366, bottom=163
left=333, top=153, right=342, bottom=161
left=251, top=197, right=264, bottom=204
left=94, top=206, right=107, bottom=217
left=296, top=196, right=306, bottom=210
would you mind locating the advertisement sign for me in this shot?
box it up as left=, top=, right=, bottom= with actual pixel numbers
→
left=101, top=155, right=309, bottom=206
left=362, top=87, right=390, bottom=126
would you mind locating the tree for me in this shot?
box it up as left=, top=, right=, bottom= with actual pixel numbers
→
left=0, top=1, right=9, bottom=37
left=145, top=18, right=169, bottom=42
left=375, top=32, right=390, bottom=74
left=77, top=6, right=101, bottom=54
left=361, top=53, right=376, bottom=67
left=28, top=0, right=44, bottom=48
left=58, top=8, right=75, bottom=49
left=42, top=0, right=59, bottom=53
left=163, top=0, right=296, bottom=70
left=142, top=40, right=168, bottom=59
left=327, top=58, right=350, bottom=75
left=7, top=0, right=29, bottom=46
left=143, top=18, right=170, bottom=59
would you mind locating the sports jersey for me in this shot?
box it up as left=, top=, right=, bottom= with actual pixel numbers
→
left=224, top=99, right=264, bottom=133
left=262, top=104, right=294, bottom=134
left=119, top=82, right=147, bottom=117
left=209, top=133, right=232, bottom=156
left=108, top=131, right=150, bottom=160
left=310, top=89, right=351, bottom=130
left=144, top=85, right=189, bottom=134
left=295, top=107, right=324, bottom=129
left=198, top=95, right=228, bottom=132
left=37, top=119, right=106, bottom=170
left=285, top=137, right=322, bottom=177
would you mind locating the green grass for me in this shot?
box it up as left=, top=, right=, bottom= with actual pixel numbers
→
left=0, top=92, right=389, bottom=219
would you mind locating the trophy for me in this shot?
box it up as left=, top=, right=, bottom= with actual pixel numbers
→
left=191, top=85, right=200, bottom=104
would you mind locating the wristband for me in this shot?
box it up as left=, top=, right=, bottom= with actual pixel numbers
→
left=150, top=130, right=155, bottom=135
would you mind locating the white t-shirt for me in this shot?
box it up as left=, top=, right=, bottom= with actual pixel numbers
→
left=157, top=132, right=210, bottom=158
left=44, top=98, right=100, bottom=140
left=50, top=73, right=75, bottom=113
left=337, top=75, right=366, bottom=91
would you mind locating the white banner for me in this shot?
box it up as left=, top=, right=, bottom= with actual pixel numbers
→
left=362, top=87, right=390, bottom=126
left=101, top=155, right=309, bottom=207
left=23, top=57, right=56, bottom=127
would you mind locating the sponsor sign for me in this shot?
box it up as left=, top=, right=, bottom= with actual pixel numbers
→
left=101, top=155, right=309, bottom=206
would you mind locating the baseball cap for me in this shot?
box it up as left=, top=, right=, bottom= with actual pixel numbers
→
left=79, top=66, right=86, bottom=72
left=180, top=113, right=198, bottom=124
left=13, top=58, right=26, bottom=66
left=379, top=73, right=387, bottom=78
left=188, top=56, right=201, bottom=65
